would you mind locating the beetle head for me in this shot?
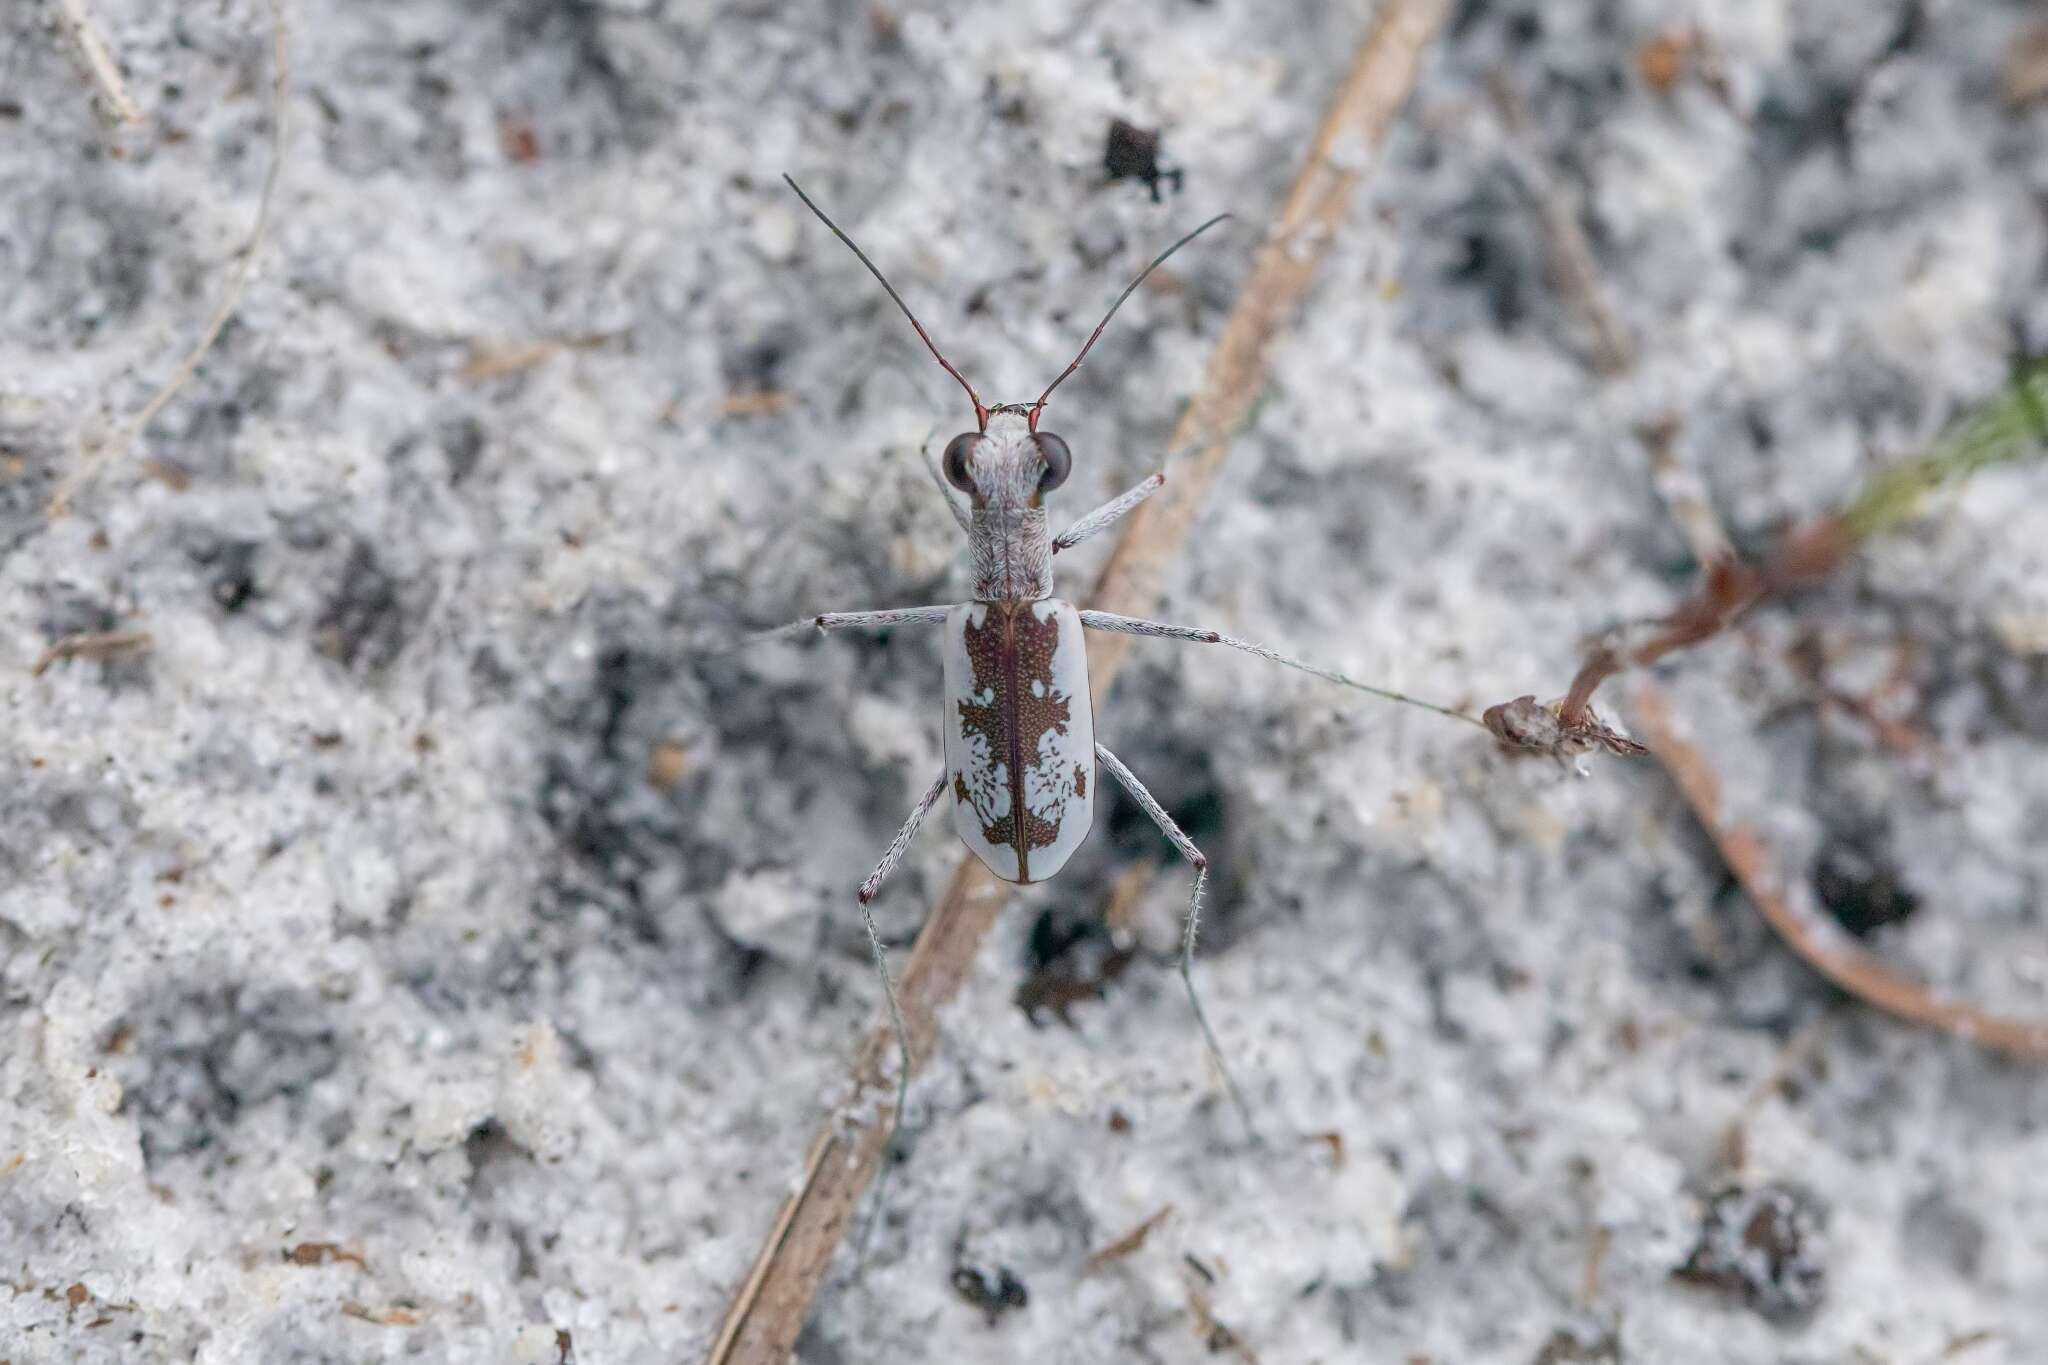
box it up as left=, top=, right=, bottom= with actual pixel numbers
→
left=940, top=407, right=1070, bottom=509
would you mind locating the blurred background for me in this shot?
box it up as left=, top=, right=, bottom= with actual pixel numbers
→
left=3, top=1, right=2047, bottom=1361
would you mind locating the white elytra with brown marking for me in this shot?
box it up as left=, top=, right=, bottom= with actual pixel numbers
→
left=942, top=597, right=1095, bottom=884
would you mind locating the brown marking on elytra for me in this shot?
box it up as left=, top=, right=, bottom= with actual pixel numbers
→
left=1073, top=763, right=1087, bottom=798
left=957, top=603, right=1074, bottom=881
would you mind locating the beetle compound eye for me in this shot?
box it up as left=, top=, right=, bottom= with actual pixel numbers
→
left=942, top=433, right=981, bottom=493
left=1033, top=432, right=1071, bottom=494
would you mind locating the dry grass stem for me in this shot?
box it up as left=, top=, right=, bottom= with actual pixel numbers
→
left=1634, top=683, right=2048, bottom=1057
left=1473, top=178, right=2048, bottom=1051
left=1084, top=1204, right=1175, bottom=1272
left=30, top=629, right=153, bottom=677
left=1531, top=361, right=2047, bottom=742
left=458, top=334, right=613, bottom=385
left=51, top=0, right=289, bottom=517
left=1082, top=0, right=1453, bottom=697
left=1186, top=1282, right=1263, bottom=1365
left=53, top=0, right=144, bottom=127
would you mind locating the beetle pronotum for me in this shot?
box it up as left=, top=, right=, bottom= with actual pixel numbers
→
left=768, top=174, right=1471, bottom=1139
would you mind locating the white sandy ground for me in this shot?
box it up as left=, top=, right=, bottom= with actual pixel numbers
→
left=3, top=0, right=2047, bottom=1360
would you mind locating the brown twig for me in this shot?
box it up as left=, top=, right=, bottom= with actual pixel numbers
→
left=1478, top=67, right=1809, bottom=756
left=1084, top=1204, right=1175, bottom=1273
left=1521, top=363, right=2048, bottom=749
left=1577, top=376, right=2048, bottom=1053
left=1939, top=1328, right=1999, bottom=1362
left=703, top=4, right=1452, bottom=1360
left=1562, top=513, right=1858, bottom=734
left=1186, top=1282, right=1262, bottom=1365
left=458, top=333, right=614, bottom=385
left=1486, top=505, right=1858, bottom=760
left=1474, top=75, right=1704, bottom=762
left=714, top=391, right=794, bottom=419
left=340, top=1302, right=422, bottom=1327
left=1473, top=159, right=2048, bottom=1046
left=51, top=0, right=289, bottom=517
left=30, top=628, right=153, bottom=676
left=284, top=1241, right=368, bottom=1270
left=53, top=0, right=144, bottom=128
left=1597, top=381, right=2048, bottom=1056
left=1082, top=0, right=1450, bottom=690
left=1634, top=682, right=2048, bottom=1057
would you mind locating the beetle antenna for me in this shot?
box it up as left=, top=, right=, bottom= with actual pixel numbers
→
left=1029, top=212, right=1231, bottom=428
left=784, top=174, right=988, bottom=427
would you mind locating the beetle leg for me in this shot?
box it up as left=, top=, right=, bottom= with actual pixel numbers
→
left=1078, top=609, right=1476, bottom=726
left=1094, top=742, right=1259, bottom=1143
left=813, top=606, right=955, bottom=631
left=851, top=770, right=948, bottom=1250
left=725, top=604, right=957, bottom=653
left=1053, top=472, right=1163, bottom=552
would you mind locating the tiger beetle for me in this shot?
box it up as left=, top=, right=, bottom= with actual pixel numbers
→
left=761, top=174, right=1471, bottom=1142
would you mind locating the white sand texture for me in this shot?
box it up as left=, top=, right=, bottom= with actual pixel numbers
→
left=4, top=1, right=2047, bottom=1361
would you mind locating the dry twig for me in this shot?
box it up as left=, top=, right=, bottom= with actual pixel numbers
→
left=1554, top=515, right=1851, bottom=733
left=1186, top=1282, right=1262, bottom=1365
left=1491, top=365, right=2048, bottom=757
left=704, top=4, right=1453, bottom=1359
left=30, top=628, right=153, bottom=677
left=283, top=1241, right=368, bottom=1270
left=1084, top=1204, right=1175, bottom=1273
left=1608, top=374, right=2048, bottom=1050
left=1634, top=683, right=2048, bottom=1058
left=1595, top=372, right=2048, bottom=1049
left=1474, top=74, right=1895, bottom=760
left=1471, top=141, right=2048, bottom=1048
left=51, top=0, right=290, bottom=517
left=1084, top=1, right=1451, bottom=690
left=715, top=391, right=794, bottom=419
left=458, top=333, right=613, bottom=385
left=340, top=1302, right=421, bottom=1327
left=1939, top=1328, right=1999, bottom=1362
left=53, top=0, right=144, bottom=127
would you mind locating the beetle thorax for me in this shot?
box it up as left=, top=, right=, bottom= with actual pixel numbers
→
left=966, top=410, right=1053, bottom=602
